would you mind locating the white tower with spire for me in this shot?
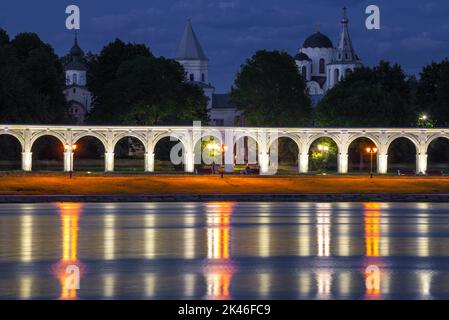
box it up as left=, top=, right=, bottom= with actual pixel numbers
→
left=64, top=34, right=92, bottom=124
left=326, top=7, right=362, bottom=90
left=174, top=19, right=215, bottom=109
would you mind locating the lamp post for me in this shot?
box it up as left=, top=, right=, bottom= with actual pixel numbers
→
left=207, top=142, right=220, bottom=174
left=317, top=144, right=329, bottom=173
left=64, top=144, right=77, bottom=179
left=366, top=147, right=378, bottom=179
left=220, top=144, right=228, bottom=179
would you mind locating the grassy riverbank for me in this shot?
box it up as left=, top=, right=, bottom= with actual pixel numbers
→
left=1, top=173, right=449, bottom=195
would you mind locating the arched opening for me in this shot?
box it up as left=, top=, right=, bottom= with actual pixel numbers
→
left=345, top=68, right=352, bottom=77
left=154, top=136, right=185, bottom=172
left=427, top=137, right=449, bottom=175
left=0, top=134, right=22, bottom=171
left=73, top=136, right=105, bottom=172
left=269, top=137, right=299, bottom=174
left=348, top=137, right=378, bottom=173
left=308, top=137, right=338, bottom=174
left=114, top=137, right=145, bottom=172
left=319, top=59, right=325, bottom=74
left=234, top=136, right=259, bottom=174
left=31, top=136, right=64, bottom=171
left=194, top=135, right=223, bottom=174
left=334, top=69, right=340, bottom=82
left=387, top=137, right=416, bottom=174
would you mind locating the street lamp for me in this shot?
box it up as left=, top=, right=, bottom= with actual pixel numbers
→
left=64, top=144, right=77, bottom=179
left=207, top=141, right=220, bottom=174
left=366, top=147, right=378, bottom=179
left=419, top=114, right=428, bottom=121
left=220, top=144, right=228, bottom=178
left=317, top=144, right=329, bottom=153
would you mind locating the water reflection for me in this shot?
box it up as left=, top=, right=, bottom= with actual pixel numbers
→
left=316, top=203, right=331, bottom=257
left=52, top=203, right=83, bottom=300
left=203, top=202, right=234, bottom=300
left=20, top=214, right=33, bottom=263
left=1, top=202, right=449, bottom=299
left=364, top=203, right=381, bottom=299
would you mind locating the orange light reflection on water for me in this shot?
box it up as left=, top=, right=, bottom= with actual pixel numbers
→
left=204, top=202, right=235, bottom=300
left=363, top=203, right=382, bottom=298
left=52, top=203, right=83, bottom=300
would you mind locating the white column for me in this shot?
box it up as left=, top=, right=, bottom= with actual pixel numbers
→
left=64, top=151, right=74, bottom=172
left=377, top=154, right=388, bottom=174
left=145, top=153, right=154, bottom=172
left=338, top=153, right=348, bottom=174
left=105, top=152, right=115, bottom=172
left=22, top=152, right=32, bottom=172
left=299, top=152, right=309, bottom=173
left=224, top=146, right=234, bottom=173
left=184, top=151, right=195, bottom=173
left=416, top=153, right=428, bottom=175
left=259, top=152, right=270, bottom=175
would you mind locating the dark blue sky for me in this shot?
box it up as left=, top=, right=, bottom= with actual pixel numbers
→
left=1, top=0, right=448, bottom=92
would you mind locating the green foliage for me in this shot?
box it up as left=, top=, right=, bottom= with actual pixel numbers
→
left=231, top=50, right=312, bottom=127
left=316, top=61, right=415, bottom=127
left=88, top=39, right=208, bottom=125
left=309, top=138, right=337, bottom=173
left=416, top=59, right=449, bottom=127
left=416, top=114, right=436, bottom=128
left=0, top=30, right=68, bottom=124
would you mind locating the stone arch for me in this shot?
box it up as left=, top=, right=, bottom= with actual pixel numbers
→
left=30, top=133, right=65, bottom=171
left=193, top=132, right=224, bottom=167
left=72, top=132, right=108, bottom=151
left=426, top=135, right=449, bottom=173
left=112, top=132, right=147, bottom=153
left=385, top=134, right=420, bottom=152
left=153, top=132, right=189, bottom=172
left=193, top=131, right=224, bottom=148
left=233, top=132, right=260, bottom=167
left=153, top=131, right=189, bottom=152
left=0, top=131, right=25, bottom=151
left=306, top=134, right=340, bottom=153
left=113, top=133, right=147, bottom=172
left=345, top=134, right=381, bottom=155
left=233, top=131, right=260, bottom=148
left=72, top=134, right=107, bottom=172
left=346, top=135, right=380, bottom=173
left=386, top=135, right=418, bottom=174
left=425, top=134, right=449, bottom=152
left=268, top=134, right=301, bottom=154
left=30, top=131, right=66, bottom=150
left=307, top=134, right=340, bottom=173
left=268, top=134, right=301, bottom=173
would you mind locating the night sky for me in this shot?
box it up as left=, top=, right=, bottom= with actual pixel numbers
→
left=1, top=0, right=448, bottom=92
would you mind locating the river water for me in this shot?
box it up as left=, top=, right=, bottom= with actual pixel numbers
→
left=1, top=202, right=449, bottom=300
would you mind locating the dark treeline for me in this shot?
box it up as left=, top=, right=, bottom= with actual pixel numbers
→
left=0, top=27, right=448, bottom=128
left=0, top=29, right=208, bottom=126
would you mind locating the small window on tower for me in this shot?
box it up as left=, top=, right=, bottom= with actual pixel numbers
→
left=301, top=66, right=307, bottom=76
left=73, top=88, right=76, bottom=94
left=319, top=59, right=325, bottom=74
left=190, top=74, right=194, bottom=81
left=201, top=73, right=205, bottom=82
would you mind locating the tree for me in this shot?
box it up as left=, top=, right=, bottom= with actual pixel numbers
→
left=0, top=30, right=68, bottom=124
left=0, top=28, right=9, bottom=45
left=231, top=50, right=312, bottom=127
left=416, top=59, right=449, bottom=127
left=88, top=39, right=208, bottom=125
left=316, top=61, right=415, bottom=127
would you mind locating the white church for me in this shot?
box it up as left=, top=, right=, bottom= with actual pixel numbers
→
left=64, top=7, right=361, bottom=126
